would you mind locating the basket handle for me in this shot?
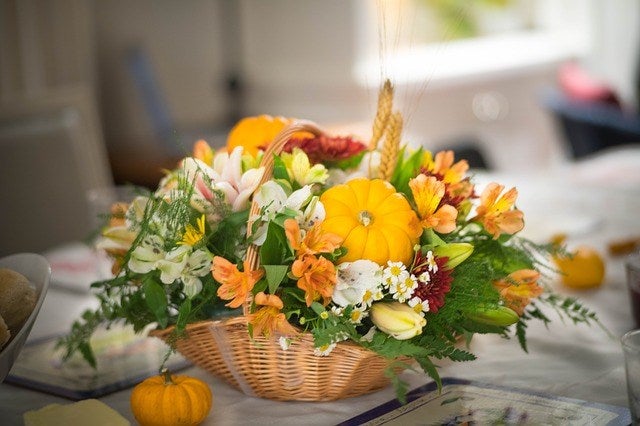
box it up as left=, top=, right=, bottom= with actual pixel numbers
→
left=243, top=119, right=326, bottom=314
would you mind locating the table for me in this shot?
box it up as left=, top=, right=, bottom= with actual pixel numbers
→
left=1, top=155, right=639, bottom=425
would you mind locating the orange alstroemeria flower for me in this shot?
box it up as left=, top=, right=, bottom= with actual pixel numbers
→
left=212, top=256, right=264, bottom=308
left=291, top=255, right=337, bottom=307
left=425, top=150, right=469, bottom=185
left=409, top=174, right=458, bottom=234
left=284, top=218, right=342, bottom=257
left=249, top=292, right=298, bottom=338
left=494, top=269, right=543, bottom=315
left=474, top=182, right=524, bottom=239
left=193, top=139, right=214, bottom=166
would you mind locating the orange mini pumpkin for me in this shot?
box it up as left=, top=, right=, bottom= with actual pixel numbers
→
left=130, top=369, right=212, bottom=426
left=226, top=114, right=312, bottom=156
left=320, top=178, right=422, bottom=265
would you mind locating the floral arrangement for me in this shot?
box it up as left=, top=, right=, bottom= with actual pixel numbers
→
left=61, top=81, right=598, bottom=400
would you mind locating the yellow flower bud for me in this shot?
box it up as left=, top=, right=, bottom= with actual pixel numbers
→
left=466, top=305, right=519, bottom=326
left=433, top=243, right=474, bottom=269
left=370, top=302, right=426, bottom=340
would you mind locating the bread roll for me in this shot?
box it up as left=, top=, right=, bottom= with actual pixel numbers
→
left=0, top=314, right=10, bottom=349
left=0, top=268, right=36, bottom=334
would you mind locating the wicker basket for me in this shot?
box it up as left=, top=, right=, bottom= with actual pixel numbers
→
left=150, top=120, right=403, bottom=401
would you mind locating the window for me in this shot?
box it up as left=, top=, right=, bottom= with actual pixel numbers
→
left=355, top=0, right=592, bottom=86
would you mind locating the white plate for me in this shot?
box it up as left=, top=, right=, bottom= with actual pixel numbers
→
left=0, top=253, right=51, bottom=382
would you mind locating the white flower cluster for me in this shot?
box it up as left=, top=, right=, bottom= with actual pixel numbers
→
left=252, top=183, right=325, bottom=245
left=99, top=146, right=272, bottom=299
left=128, top=235, right=211, bottom=298
left=331, top=260, right=384, bottom=325
left=331, top=253, right=438, bottom=325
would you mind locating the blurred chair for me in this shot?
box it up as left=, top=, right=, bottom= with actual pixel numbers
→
left=0, top=88, right=113, bottom=256
left=543, top=88, right=640, bottom=159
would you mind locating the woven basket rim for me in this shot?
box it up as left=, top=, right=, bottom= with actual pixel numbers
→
left=148, top=316, right=382, bottom=354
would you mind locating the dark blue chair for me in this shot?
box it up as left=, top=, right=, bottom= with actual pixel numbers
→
left=543, top=88, right=640, bottom=159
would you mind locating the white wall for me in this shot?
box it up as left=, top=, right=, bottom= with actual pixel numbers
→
left=94, top=0, right=229, bottom=145
left=237, top=0, right=373, bottom=124
left=90, top=1, right=639, bottom=169
left=586, top=0, right=640, bottom=109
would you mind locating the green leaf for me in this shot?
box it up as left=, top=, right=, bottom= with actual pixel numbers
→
left=328, top=151, right=366, bottom=170
left=273, top=155, right=289, bottom=180
left=391, top=146, right=424, bottom=196
left=385, top=363, right=410, bottom=404
left=260, top=222, right=290, bottom=265
left=176, top=299, right=192, bottom=331
left=253, top=277, right=268, bottom=295
left=416, top=356, right=442, bottom=392
left=78, top=342, right=97, bottom=369
left=516, top=318, right=529, bottom=353
left=263, top=264, right=289, bottom=294
left=143, top=279, right=169, bottom=328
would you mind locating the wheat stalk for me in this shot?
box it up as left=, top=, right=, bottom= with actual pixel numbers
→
left=369, top=79, right=394, bottom=150
left=378, top=111, right=402, bottom=181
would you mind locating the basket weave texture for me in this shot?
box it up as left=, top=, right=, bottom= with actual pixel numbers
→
left=151, top=317, right=397, bottom=401
left=151, top=120, right=401, bottom=401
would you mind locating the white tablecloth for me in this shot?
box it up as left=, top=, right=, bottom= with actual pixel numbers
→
left=1, top=161, right=639, bottom=425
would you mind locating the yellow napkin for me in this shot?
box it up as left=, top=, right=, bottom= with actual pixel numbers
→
left=24, top=399, right=129, bottom=426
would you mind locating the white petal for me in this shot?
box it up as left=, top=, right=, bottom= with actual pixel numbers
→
left=254, top=181, right=287, bottom=214
left=127, top=235, right=165, bottom=274
left=187, top=250, right=212, bottom=277
left=286, top=186, right=312, bottom=211
left=157, top=246, right=190, bottom=284
left=212, top=151, right=230, bottom=176
left=232, top=188, right=254, bottom=212
left=302, top=197, right=325, bottom=228
left=182, top=275, right=203, bottom=298
left=212, top=181, right=239, bottom=207
left=227, top=146, right=245, bottom=184
left=239, top=167, right=265, bottom=192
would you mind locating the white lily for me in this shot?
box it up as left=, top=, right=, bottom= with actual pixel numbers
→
left=332, top=260, right=383, bottom=308
left=179, top=149, right=265, bottom=213
left=298, top=195, right=325, bottom=230
left=156, top=245, right=191, bottom=284
left=180, top=249, right=212, bottom=298
left=285, top=185, right=313, bottom=211
left=211, top=147, right=265, bottom=212
left=128, top=235, right=166, bottom=274
left=253, top=181, right=288, bottom=220
left=155, top=246, right=212, bottom=298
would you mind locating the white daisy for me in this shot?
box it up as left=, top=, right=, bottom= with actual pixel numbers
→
left=382, top=261, right=406, bottom=288
left=408, top=296, right=430, bottom=316
left=279, top=336, right=292, bottom=351
left=313, top=343, right=337, bottom=357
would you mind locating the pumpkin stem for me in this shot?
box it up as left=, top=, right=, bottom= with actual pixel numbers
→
left=358, top=210, right=374, bottom=227
left=161, top=368, right=174, bottom=385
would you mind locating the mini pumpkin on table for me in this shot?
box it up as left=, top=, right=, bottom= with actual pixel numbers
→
left=130, top=369, right=212, bottom=426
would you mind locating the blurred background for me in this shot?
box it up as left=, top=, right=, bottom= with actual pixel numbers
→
left=1, top=0, right=640, bottom=255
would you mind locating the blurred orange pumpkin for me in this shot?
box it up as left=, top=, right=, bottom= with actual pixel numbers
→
left=226, top=114, right=312, bottom=156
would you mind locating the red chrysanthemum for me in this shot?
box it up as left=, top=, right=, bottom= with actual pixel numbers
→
left=283, top=135, right=367, bottom=164
left=410, top=252, right=453, bottom=313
